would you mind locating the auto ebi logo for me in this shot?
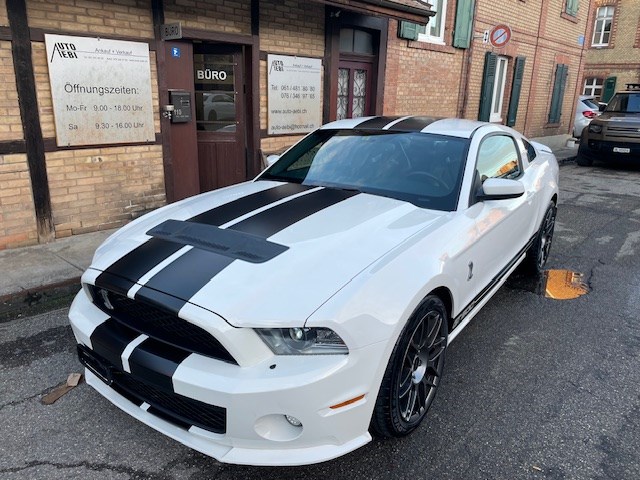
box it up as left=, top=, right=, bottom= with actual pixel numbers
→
left=269, top=59, right=284, bottom=74
left=50, top=42, right=78, bottom=63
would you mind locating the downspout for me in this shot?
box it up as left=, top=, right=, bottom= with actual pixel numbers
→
left=458, top=0, right=478, bottom=119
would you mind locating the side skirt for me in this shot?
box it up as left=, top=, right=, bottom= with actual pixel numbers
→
left=448, top=235, right=535, bottom=344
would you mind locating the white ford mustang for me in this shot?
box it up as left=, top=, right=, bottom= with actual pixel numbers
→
left=69, top=116, right=559, bottom=466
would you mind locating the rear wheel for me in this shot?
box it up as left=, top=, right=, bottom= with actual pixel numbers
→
left=371, top=295, right=448, bottom=437
left=523, top=202, right=556, bottom=275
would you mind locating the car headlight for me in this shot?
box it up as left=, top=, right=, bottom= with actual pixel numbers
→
left=255, top=327, right=348, bottom=355
left=588, top=124, right=603, bottom=134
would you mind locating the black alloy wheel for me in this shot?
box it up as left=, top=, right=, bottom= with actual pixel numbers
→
left=524, top=202, right=557, bottom=274
left=371, top=295, right=448, bottom=437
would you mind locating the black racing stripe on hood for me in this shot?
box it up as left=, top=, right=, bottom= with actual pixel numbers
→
left=187, top=183, right=313, bottom=225
left=95, top=183, right=311, bottom=292
left=90, top=318, right=140, bottom=372
left=229, top=187, right=358, bottom=237
left=355, top=116, right=402, bottom=129
left=389, top=116, right=442, bottom=132
left=136, top=188, right=359, bottom=306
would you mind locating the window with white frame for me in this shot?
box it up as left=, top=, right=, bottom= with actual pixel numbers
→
left=417, top=0, right=447, bottom=44
left=583, top=77, right=603, bottom=97
left=490, top=56, right=509, bottom=123
left=592, top=6, right=614, bottom=46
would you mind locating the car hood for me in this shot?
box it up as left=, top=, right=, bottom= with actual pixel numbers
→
left=597, top=112, right=640, bottom=124
left=89, top=181, right=445, bottom=327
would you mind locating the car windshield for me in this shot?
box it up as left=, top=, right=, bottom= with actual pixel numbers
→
left=605, top=93, right=640, bottom=113
left=260, top=129, right=469, bottom=211
left=581, top=98, right=598, bottom=109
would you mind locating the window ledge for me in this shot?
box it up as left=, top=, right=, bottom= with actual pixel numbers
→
left=407, top=40, right=457, bottom=54
left=591, top=44, right=611, bottom=49
left=561, top=12, right=578, bottom=23
left=544, top=123, right=562, bottom=129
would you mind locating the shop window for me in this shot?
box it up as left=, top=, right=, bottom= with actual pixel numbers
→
left=417, top=0, right=447, bottom=44
left=549, top=64, right=569, bottom=124
left=583, top=77, right=603, bottom=97
left=592, top=6, right=614, bottom=47
left=565, top=0, right=579, bottom=16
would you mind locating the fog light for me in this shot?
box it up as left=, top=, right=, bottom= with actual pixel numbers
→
left=284, top=415, right=302, bottom=427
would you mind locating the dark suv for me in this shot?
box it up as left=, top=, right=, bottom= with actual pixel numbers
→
left=577, top=83, right=640, bottom=166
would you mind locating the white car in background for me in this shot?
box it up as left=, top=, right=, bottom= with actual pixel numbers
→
left=573, top=95, right=600, bottom=137
left=69, top=116, right=559, bottom=466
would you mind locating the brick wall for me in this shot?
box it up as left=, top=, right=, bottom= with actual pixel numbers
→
left=0, top=0, right=8, bottom=26
left=259, top=0, right=325, bottom=155
left=584, top=0, right=640, bottom=94
left=20, top=1, right=166, bottom=246
left=466, top=0, right=590, bottom=138
left=45, top=145, right=165, bottom=237
left=0, top=41, right=24, bottom=141
left=0, top=154, right=38, bottom=250
left=385, top=22, right=462, bottom=117
left=164, top=0, right=251, bottom=34
left=26, top=0, right=154, bottom=39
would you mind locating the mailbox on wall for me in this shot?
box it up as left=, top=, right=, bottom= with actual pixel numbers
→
left=169, top=90, right=192, bottom=123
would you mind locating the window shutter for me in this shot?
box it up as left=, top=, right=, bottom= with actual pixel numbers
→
left=548, top=64, right=569, bottom=124
left=506, top=56, right=526, bottom=127
left=478, top=52, right=497, bottom=122
left=566, top=0, right=579, bottom=16
left=453, top=0, right=475, bottom=49
left=398, top=21, right=419, bottom=41
left=602, top=76, right=617, bottom=103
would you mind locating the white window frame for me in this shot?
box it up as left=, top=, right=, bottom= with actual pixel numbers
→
left=592, top=6, right=614, bottom=47
left=417, top=0, right=447, bottom=45
left=583, top=77, right=603, bottom=97
left=490, top=56, right=508, bottom=123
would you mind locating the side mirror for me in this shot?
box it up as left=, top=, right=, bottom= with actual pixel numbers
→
left=598, top=103, right=607, bottom=112
left=266, top=154, right=280, bottom=168
left=477, top=178, right=525, bottom=201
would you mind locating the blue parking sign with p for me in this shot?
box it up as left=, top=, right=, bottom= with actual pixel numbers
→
left=171, top=47, right=181, bottom=58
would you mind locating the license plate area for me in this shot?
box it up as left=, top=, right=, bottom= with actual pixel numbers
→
left=613, top=147, right=631, bottom=153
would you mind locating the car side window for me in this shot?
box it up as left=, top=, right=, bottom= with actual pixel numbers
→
left=522, top=139, right=537, bottom=162
left=476, top=135, right=522, bottom=181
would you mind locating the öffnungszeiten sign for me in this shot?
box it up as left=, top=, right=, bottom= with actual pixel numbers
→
left=267, top=54, right=322, bottom=135
left=45, top=34, right=155, bottom=146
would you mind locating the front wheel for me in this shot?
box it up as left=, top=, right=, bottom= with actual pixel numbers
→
left=371, top=295, right=448, bottom=437
left=523, top=202, right=556, bottom=275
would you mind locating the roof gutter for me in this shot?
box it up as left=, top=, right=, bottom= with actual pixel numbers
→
left=311, top=0, right=434, bottom=25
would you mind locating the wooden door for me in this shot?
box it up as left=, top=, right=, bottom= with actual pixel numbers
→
left=337, top=61, right=373, bottom=120
left=194, top=45, right=247, bottom=191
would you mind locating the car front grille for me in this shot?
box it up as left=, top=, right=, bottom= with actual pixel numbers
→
left=89, top=285, right=236, bottom=364
left=78, top=345, right=227, bottom=434
left=606, top=126, right=640, bottom=139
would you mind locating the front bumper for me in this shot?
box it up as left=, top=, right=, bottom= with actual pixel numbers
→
left=69, top=290, right=385, bottom=466
left=580, top=135, right=640, bottom=160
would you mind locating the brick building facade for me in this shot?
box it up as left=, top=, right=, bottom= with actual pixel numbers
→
left=0, top=0, right=591, bottom=250
left=582, top=0, right=640, bottom=102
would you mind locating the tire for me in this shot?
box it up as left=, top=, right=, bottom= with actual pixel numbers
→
left=523, top=202, right=557, bottom=275
left=576, top=152, right=593, bottom=166
left=371, top=295, right=448, bottom=438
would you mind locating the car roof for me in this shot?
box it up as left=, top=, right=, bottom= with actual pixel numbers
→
left=319, top=116, right=488, bottom=139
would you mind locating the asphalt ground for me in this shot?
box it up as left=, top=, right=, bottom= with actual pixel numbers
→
left=1, top=160, right=639, bottom=479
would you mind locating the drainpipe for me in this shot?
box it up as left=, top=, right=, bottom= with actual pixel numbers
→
left=458, top=0, right=479, bottom=119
